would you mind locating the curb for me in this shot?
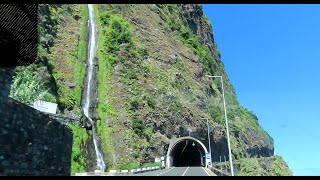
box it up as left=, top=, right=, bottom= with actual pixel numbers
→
left=74, top=166, right=164, bottom=176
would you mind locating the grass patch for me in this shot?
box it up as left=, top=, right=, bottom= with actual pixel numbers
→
left=69, top=124, right=88, bottom=173
left=146, top=96, right=156, bottom=109
left=204, top=15, right=212, bottom=27
left=74, top=61, right=85, bottom=106
left=78, top=4, right=88, bottom=63
left=117, top=162, right=140, bottom=170
left=269, top=156, right=292, bottom=176
left=142, top=162, right=162, bottom=168
left=73, top=4, right=88, bottom=106
left=238, top=158, right=267, bottom=176
left=57, top=83, right=77, bottom=109
left=9, top=65, right=52, bottom=105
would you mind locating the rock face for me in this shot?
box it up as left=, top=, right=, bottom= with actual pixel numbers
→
left=95, top=4, right=279, bottom=171
left=242, top=127, right=274, bottom=158
left=211, top=126, right=229, bottom=162
left=173, top=4, right=274, bottom=160
left=180, top=4, right=217, bottom=57
left=0, top=96, right=73, bottom=175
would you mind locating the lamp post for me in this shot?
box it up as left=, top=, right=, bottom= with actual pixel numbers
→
left=206, top=75, right=234, bottom=176
left=200, top=118, right=211, bottom=166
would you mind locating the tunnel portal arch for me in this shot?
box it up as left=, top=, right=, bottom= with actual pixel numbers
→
left=166, top=137, right=210, bottom=168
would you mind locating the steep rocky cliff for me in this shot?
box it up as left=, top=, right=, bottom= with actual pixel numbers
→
left=8, top=4, right=292, bottom=175
left=93, top=4, right=291, bottom=175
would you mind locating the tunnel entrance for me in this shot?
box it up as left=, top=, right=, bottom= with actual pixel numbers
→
left=166, top=137, right=209, bottom=167
left=171, top=139, right=205, bottom=166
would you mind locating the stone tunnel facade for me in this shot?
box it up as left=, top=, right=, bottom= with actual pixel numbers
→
left=166, top=136, right=210, bottom=168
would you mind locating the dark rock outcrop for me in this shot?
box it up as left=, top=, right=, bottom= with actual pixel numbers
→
left=0, top=68, right=15, bottom=97
left=211, top=126, right=229, bottom=161
left=242, top=127, right=274, bottom=158
left=180, top=4, right=217, bottom=57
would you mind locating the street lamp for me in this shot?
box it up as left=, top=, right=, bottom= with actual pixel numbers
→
left=206, top=75, right=234, bottom=176
left=200, top=118, right=211, bottom=166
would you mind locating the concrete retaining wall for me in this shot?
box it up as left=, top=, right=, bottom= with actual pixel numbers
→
left=0, top=97, right=73, bottom=175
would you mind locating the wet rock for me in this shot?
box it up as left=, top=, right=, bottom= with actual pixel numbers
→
left=64, top=81, right=76, bottom=89
left=82, top=121, right=92, bottom=131
left=0, top=68, right=15, bottom=98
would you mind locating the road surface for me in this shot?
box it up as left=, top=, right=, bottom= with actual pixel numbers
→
left=132, top=167, right=215, bottom=176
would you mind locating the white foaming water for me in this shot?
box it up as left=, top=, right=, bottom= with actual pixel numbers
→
left=83, top=4, right=106, bottom=172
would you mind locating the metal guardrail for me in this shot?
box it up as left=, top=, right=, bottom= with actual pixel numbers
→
left=207, top=165, right=230, bottom=176
left=131, top=166, right=162, bottom=174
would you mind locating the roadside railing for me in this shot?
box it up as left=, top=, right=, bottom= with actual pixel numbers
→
left=207, top=165, right=230, bottom=176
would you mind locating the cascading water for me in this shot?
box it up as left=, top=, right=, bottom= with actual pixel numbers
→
left=83, top=4, right=106, bottom=172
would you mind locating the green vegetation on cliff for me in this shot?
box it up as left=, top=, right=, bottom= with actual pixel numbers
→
left=215, top=156, right=292, bottom=176
left=44, top=5, right=89, bottom=173
left=95, top=4, right=153, bottom=170
left=48, top=5, right=87, bottom=110
left=10, top=4, right=87, bottom=111
left=269, top=156, right=293, bottom=176
left=69, top=124, right=88, bottom=173
left=9, top=65, right=53, bottom=105
left=236, top=156, right=293, bottom=176
left=9, top=4, right=60, bottom=105
left=10, top=4, right=90, bottom=173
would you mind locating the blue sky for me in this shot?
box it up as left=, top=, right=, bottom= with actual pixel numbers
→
left=203, top=4, right=320, bottom=176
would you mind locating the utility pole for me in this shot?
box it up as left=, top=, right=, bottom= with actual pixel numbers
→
left=206, top=118, right=212, bottom=158
left=206, top=75, right=234, bottom=176
left=220, top=156, right=222, bottom=172
left=200, top=118, right=212, bottom=166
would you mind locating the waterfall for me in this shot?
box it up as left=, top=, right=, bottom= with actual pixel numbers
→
left=83, top=4, right=106, bottom=172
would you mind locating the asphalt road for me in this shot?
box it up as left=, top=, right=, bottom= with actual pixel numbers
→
left=132, top=167, right=215, bottom=176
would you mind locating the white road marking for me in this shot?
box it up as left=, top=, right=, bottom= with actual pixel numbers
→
left=157, top=167, right=175, bottom=176
left=182, top=167, right=189, bottom=176
left=202, top=167, right=211, bottom=176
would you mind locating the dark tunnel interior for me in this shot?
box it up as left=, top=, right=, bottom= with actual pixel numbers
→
left=171, top=140, right=206, bottom=167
